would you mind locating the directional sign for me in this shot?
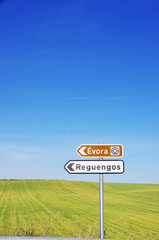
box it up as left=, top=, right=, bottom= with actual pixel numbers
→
left=64, top=160, right=124, bottom=174
left=77, top=144, right=123, bottom=157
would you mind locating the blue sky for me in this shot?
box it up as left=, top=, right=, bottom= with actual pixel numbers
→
left=0, top=0, right=159, bottom=183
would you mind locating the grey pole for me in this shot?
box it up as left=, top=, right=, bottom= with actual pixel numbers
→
left=99, top=143, right=104, bottom=239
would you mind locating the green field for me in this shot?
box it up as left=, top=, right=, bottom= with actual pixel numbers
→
left=0, top=180, right=158, bottom=239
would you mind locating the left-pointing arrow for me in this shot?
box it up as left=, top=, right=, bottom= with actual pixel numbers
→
left=67, top=163, right=75, bottom=172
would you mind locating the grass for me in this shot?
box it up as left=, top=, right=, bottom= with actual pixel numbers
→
left=0, top=180, right=158, bottom=239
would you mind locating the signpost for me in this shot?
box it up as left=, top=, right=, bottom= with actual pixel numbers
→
left=77, top=144, right=123, bottom=157
left=64, top=160, right=124, bottom=174
left=99, top=157, right=104, bottom=240
left=65, top=143, right=125, bottom=240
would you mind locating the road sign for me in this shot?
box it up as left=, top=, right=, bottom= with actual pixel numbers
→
left=64, top=160, right=124, bottom=174
left=76, top=144, right=123, bottom=157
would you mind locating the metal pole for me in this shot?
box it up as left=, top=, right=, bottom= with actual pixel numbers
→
left=99, top=143, right=104, bottom=239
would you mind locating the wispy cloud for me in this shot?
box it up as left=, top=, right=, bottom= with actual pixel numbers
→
left=64, top=128, right=71, bottom=132
left=65, top=97, right=129, bottom=100
left=0, top=144, right=44, bottom=163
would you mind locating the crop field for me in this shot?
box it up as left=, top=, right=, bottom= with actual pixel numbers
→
left=0, top=180, right=158, bottom=240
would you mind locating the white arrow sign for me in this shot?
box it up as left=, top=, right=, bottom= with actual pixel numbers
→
left=64, top=160, right=124, bottom=174
left=79, top=146, right=87, bottom=156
